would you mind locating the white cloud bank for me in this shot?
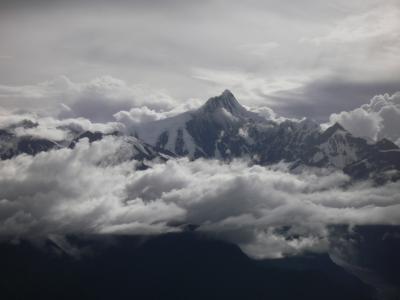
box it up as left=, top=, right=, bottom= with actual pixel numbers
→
left=0, top=136, right=399, bottom=259
left=327, top=92, right=400, bottom=145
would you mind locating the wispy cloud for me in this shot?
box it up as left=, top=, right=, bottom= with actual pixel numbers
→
left=192, top=67, right=308, bottom=105
left=302, top=5, right=400, bottom=45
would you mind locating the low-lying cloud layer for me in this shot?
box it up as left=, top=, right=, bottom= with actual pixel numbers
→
left=1, top=136, right=399, bottom=258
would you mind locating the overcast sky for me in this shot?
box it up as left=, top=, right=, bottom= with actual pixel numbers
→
left=0, top=0, right=399, bottom=120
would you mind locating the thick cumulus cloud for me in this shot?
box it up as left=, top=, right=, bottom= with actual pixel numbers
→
left=113, top=99, right=203, bottom=128
left=0, top=137, right=185, bottom=238
left=1, top=136, right=400, bottom=258
left=327, top=92, right=400, bottom=145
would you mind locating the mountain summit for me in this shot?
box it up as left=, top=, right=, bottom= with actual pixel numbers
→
left=202, top=90, right=243, bottom=114
left=200, top=90, right=263, bottom=122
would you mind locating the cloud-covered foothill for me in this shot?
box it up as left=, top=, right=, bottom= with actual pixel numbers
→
left=1, top=132, right=399, bottom=258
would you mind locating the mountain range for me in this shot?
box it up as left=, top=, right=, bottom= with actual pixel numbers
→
left=1, top=90, right=400, bottom=182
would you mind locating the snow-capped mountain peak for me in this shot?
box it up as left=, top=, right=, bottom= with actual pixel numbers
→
left=322, top=122, right=346, bottom=136
left=199, top=90, right=260, bottom=121
left=201, top=89, right=243, bottom=114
